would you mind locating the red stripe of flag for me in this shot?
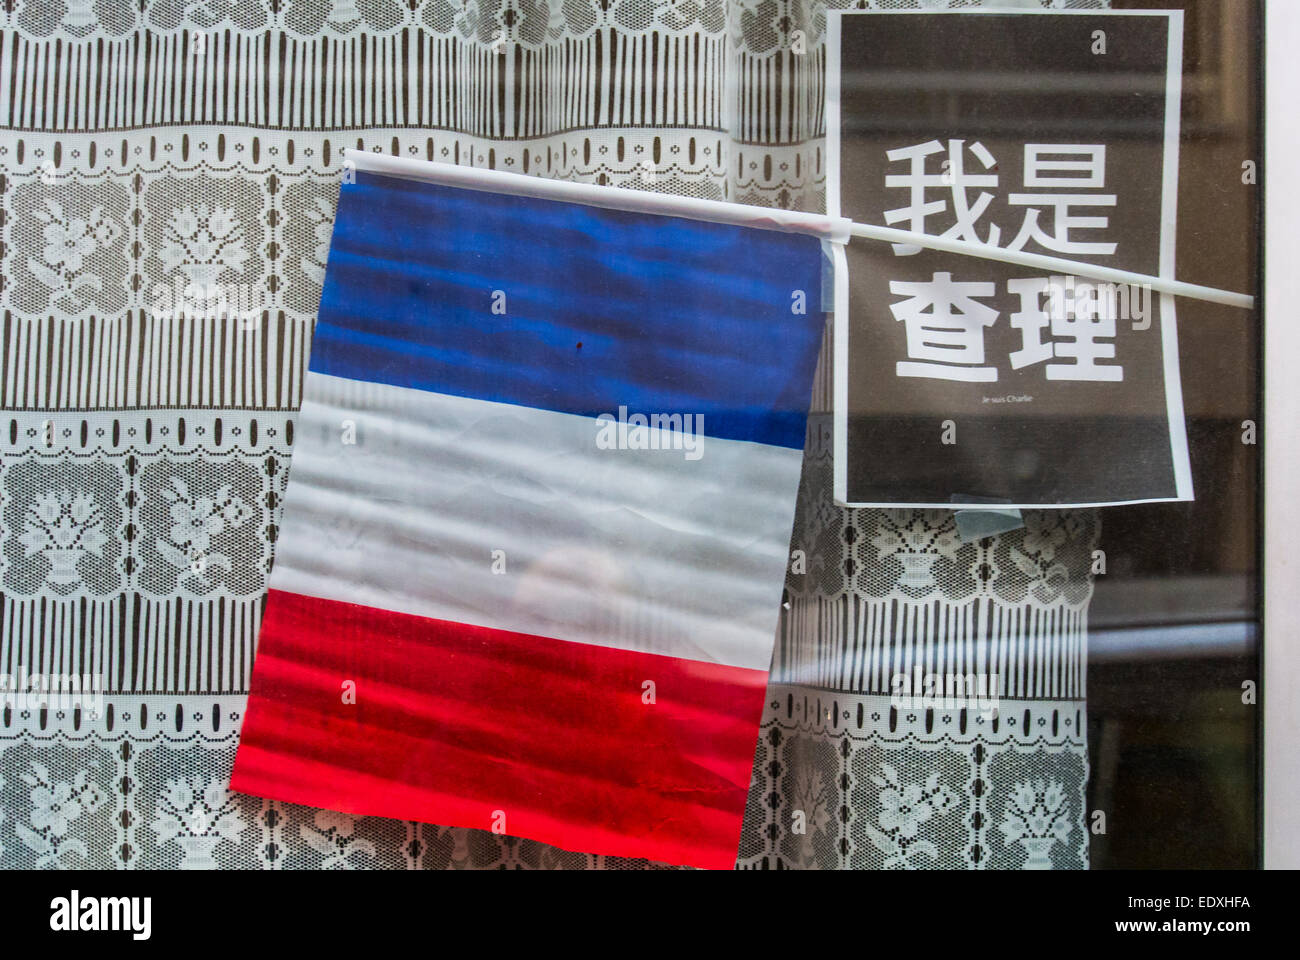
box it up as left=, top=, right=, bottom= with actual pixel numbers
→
left=231, top=589, right=769, bottom=869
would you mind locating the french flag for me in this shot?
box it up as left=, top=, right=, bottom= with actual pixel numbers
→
left=231, top=153, right=840, bottom=868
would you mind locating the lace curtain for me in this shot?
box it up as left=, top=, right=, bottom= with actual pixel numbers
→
left=0, top=0, right=1099, bottom=870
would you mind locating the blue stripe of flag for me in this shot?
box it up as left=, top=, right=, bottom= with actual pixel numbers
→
left=310, top=170, right=826, bottom=449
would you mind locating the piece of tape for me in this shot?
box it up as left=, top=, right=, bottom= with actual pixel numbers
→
left=954, top=507, right=1024, bottom=543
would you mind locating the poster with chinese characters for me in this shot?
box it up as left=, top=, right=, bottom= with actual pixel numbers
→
left=827, top=8, right=1192, bottom=509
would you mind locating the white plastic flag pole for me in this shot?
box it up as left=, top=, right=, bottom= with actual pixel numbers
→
left=343, top=152, right=1254, bottom=311
left=847, top=220, right=1255, bottom=310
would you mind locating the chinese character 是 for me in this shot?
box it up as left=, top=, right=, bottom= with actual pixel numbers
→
left=1023, top=144, right=1107, bottom=188
left=1007, top=144, right=1116, bottom=256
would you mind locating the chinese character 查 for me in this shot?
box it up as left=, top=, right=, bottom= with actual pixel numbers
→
left=890, top=272, right=999, bottom=382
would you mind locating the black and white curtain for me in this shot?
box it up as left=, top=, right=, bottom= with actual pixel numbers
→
left=0, top=0, right=1099, bottom=870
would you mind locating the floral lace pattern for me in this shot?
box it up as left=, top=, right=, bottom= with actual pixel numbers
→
left=8, top=758, right=110, bottom=869
left=11, top=182, right=133, bottom=315
left=151, top=775, right=249, bottom=870
left=3, top=411, right=289, bottom=605
left=739, top=688, right=1088, bottom=870
left=16, top=489, right=110, bottom=588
